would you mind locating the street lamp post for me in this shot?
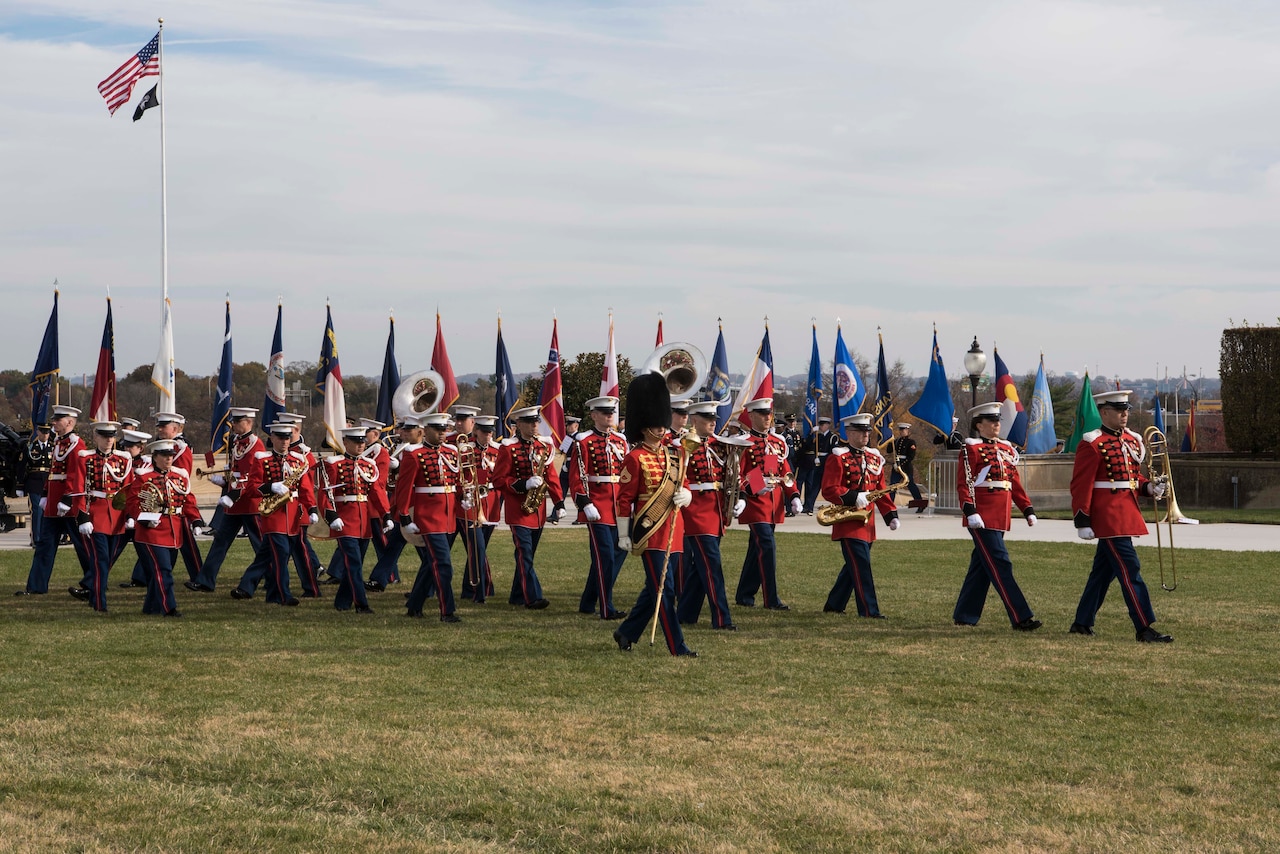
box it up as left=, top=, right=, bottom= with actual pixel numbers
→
left=963, top=336, right=987, bottom=412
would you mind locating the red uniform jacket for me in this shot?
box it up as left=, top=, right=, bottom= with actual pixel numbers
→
left=291, top=443, right=319, bottom=533
left=127, top=467, right=202, bottom=548
left=1071, top=427, right=1151, bottom=539
left=480, top=439, right=501, bottom=523
left=172, top=438, right=194, bottom=479
left=366, top=442, right=392, bottom=506
left=320, top=454, right=389, bottom=538
left=957, top=438, right=1033, bottom=531
left=45, top=431, right=83, bottom=511
left=738, top=430, right=799, bottom=525
left=681, top=435, right=728, bottom=538
left=67, top=448, right=133, bottom=534
left=247, top=450, right=316, bottom=536
left=224, top=432, right=265, bottom=515
left=450, top=432, right=489, bottom=526
left=618, top=443, right=685, bottom=553
left=394, top=442, right=461, bottom=535
left=568, top=429, right=628, bottom=524
left=492, top=435, right=562, bottom=528
left=820, top=446, right=897, bottom=542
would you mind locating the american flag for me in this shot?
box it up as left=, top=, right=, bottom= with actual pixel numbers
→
left=98, top=33, right=160, bottom=116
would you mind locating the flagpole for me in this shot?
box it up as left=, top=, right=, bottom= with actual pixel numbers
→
left=158, top=18, right=169, bottom=304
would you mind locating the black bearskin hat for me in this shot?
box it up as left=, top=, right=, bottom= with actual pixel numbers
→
left=624, top=372, right=671, bottom=445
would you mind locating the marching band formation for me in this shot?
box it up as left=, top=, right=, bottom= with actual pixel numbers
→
left=12, top=347, right=1175, bottom=652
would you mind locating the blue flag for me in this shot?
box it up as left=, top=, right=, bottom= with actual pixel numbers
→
left=375, top=316, right=400, bottom=433
left=908, top=328, right=955, bottom=437
left=707, top=322, right=732, bottom=431
left=29, top=290, right=59, bottom=426
left=495, top=318, right=518, bottom=439
left=1152, top=394, right=1166, bottom=436
left=831, top=323, right=864, bottom=439
left=869, top=332, right=893, bottom=448
left=262, top=304, right=286, bottom=429
left=209, top=300, right=234, bottom=458
left=1024, top=354, right=1058, bottom=454
left=803, top=324, right=822, bottom=439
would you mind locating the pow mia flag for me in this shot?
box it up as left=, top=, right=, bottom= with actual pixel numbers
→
left=132, top=84, right=159, bottom=122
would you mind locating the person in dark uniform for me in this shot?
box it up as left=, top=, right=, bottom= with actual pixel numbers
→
left=20, top=405, right=90, bottom=597
left=1069, top=390, right=1173, bottom=643
left=953, top=402, right=1041, bottom=631
left=781, top=415, right=802, bottom=507
left=798, top=416, right=837, bottom=515
left=19, top=424, right=53, bottom=547
left=893, top=422, right=927, bottom=512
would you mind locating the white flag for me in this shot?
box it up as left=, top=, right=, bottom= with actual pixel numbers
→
left=600, top=313, right=619, bottom=398
left=151, top=297, right=175, bottom=409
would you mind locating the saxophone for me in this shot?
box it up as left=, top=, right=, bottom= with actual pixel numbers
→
left=816, top=457, right=908, bottom=526
left=520, top=441, right=551, bottom=514
left=258, top=457, right=309, bottom=516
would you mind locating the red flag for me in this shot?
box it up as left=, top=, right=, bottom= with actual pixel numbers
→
left=89, top=298, right=117, bottom=422
left=538, top=318, right=566, bottom=445
left=601, top=313, right=619, bottom=397
left=655, top=315, right=664, bottom=348
left=1181, top=402, right=1197, bottom=452
left=431, top=313, right=460, bottom=413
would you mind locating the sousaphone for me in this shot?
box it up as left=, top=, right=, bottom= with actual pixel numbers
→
left=393, top=369, right=446, bottom=423
left=642, top=343, right=707, bottom=403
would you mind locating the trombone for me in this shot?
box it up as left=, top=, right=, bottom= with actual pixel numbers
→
left=1142, top=427, right=1196, bottom=591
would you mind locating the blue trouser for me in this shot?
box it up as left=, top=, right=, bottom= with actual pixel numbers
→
left=507, top=525, right=545, bottom=605
left=677, top=534, right=733, bottom=628
left=799, top=465, right=823, bottom=513
left=455, top=520, right=494, bottom=602
left=406, top=533, right=455, bottom=618
left=617, top=550, right=692, bottom=656
left=1074, top=536, right=1157, bottom=631
left=954, top=528, right=1033, bottom=626
left=330, top=536, right=371, bottom=610
left=236, top=532, right=297, bottom=604
left=825, top=538, right=881, bottom=617
left=192, top=513, right=262, bottom=589
left=176, top=518, right=204, bottom=581
left=25, top=515, right=89, bottom=594
left=290, top=529, right=323, bottom=596
left=82, top=531, right=122, bottom=612
left=28, top=493, right=45, bottom=545
left=578, top=522, right=626, bottom=617
left=735, top=523, right=784, bottom=608
left=369, top=525, right=410, bottom=587
left=135, top=542, right=179, bottom=615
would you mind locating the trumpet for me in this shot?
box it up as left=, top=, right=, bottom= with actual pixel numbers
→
left=1142, top=427, right=1197, bottom=591
left=195, top=466, right=232, bottom=479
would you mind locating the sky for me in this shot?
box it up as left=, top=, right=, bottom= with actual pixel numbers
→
left=3, top=0, right=1278, bottom=389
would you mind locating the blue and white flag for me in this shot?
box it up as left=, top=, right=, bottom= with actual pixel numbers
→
left=831, top=323, right=864, bottom=439
left=1024, top=354, right=1058, bottom=454
left=495, top=317, right=518, bottom=439
left=803, top=323, right=822, bottom=439
left=262, top=304, right=286, bottom=429
left=315, top=305, right=346, bottom=452
left=869, top=332, right=894, bottom=448
left=707, top=321, right=732, bottom=431
left=375, top=315, right=399, bottom=434
left=1152, top=394, right=1166, bottom=437
left=908, top=328, right=954, bottom=437
left=29, top=290, right=59, bottom=426
left=209, top=300, right=234, bottom=460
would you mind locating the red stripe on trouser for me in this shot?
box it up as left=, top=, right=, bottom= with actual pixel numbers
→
left=1106, top=539, right=1149, bottom=630
left=971, top=530, right=1021, bottom=621
left=182, top=519, right=203, bottom=572
left=339, top=538, right=362, bottom=604
left=648, top=555, right=677, bottom=655
left=271, top=538, right=288, bottom=598
left=697, top=538, right=725, bottom=626
left=512, top=528, right=530, bottom=603
left=588, top=525, right=607, bottom=613
left=145, top=543, right=174, bottom=613
left=753, top=526, right=770, bottom=604
left=426, top=542, right=448, bottom=617
left=85, top=534, right=106, bottom=611
left=843, top=540, right=865, bottom=610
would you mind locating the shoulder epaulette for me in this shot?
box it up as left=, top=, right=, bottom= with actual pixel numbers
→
left=325, top=454, right=343, bottom=464
left=964, top=437, right=983, bottom=446
left=865, top=447, right=885, bottom=460
left=170, top=466, right=191, bottom=479
left=502, top=437, right=520, bottom=447
left=831, top=446, right=849, bottom=456
left=1082, top=429, right=1103, bottom=444
left=76, top=449, right=94, bottom=458
left=254, top=451, right=273, bottom=460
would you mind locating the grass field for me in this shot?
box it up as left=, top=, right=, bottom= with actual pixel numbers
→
left=1031, top=507, right=1280, bottom=525
left=1, top=529, right=1277, bottom=853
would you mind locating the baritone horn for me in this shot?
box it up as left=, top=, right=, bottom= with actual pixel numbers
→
left=1142, top=427, right=1197, bottom=592
left=392, top=369, right=446, bottom=423
left=642, top=343, right=707, bottom=403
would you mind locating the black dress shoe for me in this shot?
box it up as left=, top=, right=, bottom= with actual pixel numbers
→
left=284, top=597, right=300, bottom=607
left=440, top=613, right=461, bottom=623
left=764, top=603, right=790, bottom=611
left=954, top=620, right=977, bottom=627
left=735, top=599, right=755, bottom=608
left=364, top=581, right=385, bottom=592
left=1136, top=627, right=1173, bottom=643
left=68, top=586, right=90, bottom=601
left=612, top=629, right=632, bottom=652
left=823, top=606, right=845, bottom=614
left=603, top=610, right=626, bottom=620
left=184, top=581, right=213, bottom=592
left=13, top=589, right=38, bottom=596
left=526, top=598, right=550, bottom=610
left=406, top=610, right=423, bottom=618
left=164, top=610, right=182, bottom=618
left=676, top=649, right=699, bottom=658
left=713, top=624, right=738, bottom=631
left=301, top=592, right=323, bottom=599
left=1013, top=618, right=1043, bottom=632
left=1068, top=622, right=1094, bottom=636
left=322, top=576, right=341, bottom=585
left=230, top=589, right=252, bottom=600
left=118, top=580, right=145, bottom=589
left=865, top=613, right=887, bottom=620
left=355, top=606, right=375, bottom=614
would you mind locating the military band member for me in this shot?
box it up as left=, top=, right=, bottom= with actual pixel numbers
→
left=820, top=413, right=900, bottom=617
left=276, top=413, right=324, bottom=596
left=360, top=417, right=393, bottom=562
left=397, top=412, right=462, bottom=622
left=569, top=396, right=629, bottom=619
left=65, top=421, right=134, bottom=611
left=231, top=422, right=317, bottom=605
left=893, top=422, right=927, bottom=511
left=19, top=405, right=87, bottom=596
left=612, top=373, right=697, bottom=657
left=1069, top=390, right=1173, bottom=643
left=668, top=401, right=689, bottom=439
left=954, top=403, right=1041, bottom=631
left=464, top=415, right=502, bottom=601
left=367, top=417, right=427, bottom=591
left=188, top=408, right=263, bottom=592
left=491, top=405, right=563, bottom=609
left=118, top=428, right=156, bottom=589
left=557, top=414, right=581, bottom=522
left=733, top=398, right=802, bottom=611
left=447, top=405, right=490, bottom=604
left=321, top=426, right=388, bottom=614
left=676, top=400, right=744, bottom=630
left=18, top=423, right=53, bottom=546
left=153, top=412, right=205, bottom=582
left=127, top=439, right=202, bottom=617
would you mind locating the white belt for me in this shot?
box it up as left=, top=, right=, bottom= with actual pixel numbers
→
left=586, top=475, right=619, bottom=483
left=335, top=495, right=367, bottom=503
left=88, top=490, right=110, bottom=499
left=688, top=483, right=721, bottom=491
left=976, top=481, right=1011, bottom=490
left=414, top=486, right=455, bottom=494
left=49, top=474, right=67, bottom=481
left=1094, top=480, right=1138, bottom=490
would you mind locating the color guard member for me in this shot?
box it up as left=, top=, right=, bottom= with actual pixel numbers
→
left=491, top=405, right=563, bottom=609
left=893, top=422, right=927, bottom=512
left=569, top=396, right=629, bottom=619
left=19, top=405, right=86, bottom=596
left=127, top=439, right=202, bottom=617
left=1069, top=390, right=1173, bottom=643
left=188, top=407, right=263, bottom=591
left=733, top=398, right=802, bottom=610
left=321, top=426, right=388, bottom=614
left=396, top=412, right=461, bottom=622
left=18, top=424, right=53, bottom=547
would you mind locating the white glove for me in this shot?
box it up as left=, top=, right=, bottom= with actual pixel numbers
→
left=461, top=496, right=473, bottom=511
left=329, top=517, right=344, bottom=532
left=209, top=474, right=226, bottom=487
left=1078, top=527, right=1095, bottom=540
left=405, top=521, right=421, bottom=535
left=309, top=512, right=319, bottom=525
left=583, top=503, right=601, bottom=522
left=733, top=499, right=746, bottom=517
left=125, top=518, right=135, bottom=530
left=854, top=492, right=870, bottom=510
left=15, top=490, right=24, bottom=498
left=219, top=495, right=234, bottom=508
left=389, top=457, right=400, bottom=470
left=1150, top=482, right=1167, bottom=499
left=146, top=520, right=160, bottom=529
left=57, top=502, right=71, bottom=517
left=790, top=497, right=802, bottom=514
left=1026, top=514, right=1038, bottom=527
left=524, top=475, right=543, bottom=491
left=383, top=518, right=396, bottom=533
left=967, top=514, right=985, bottom=529
left=673, top=488, right=692, bottom=509
left=888, top=518, right=900, bottom=531
left=550, top=505, right=565, bottom=523
left=78, top=521, right=94, bottom=536
left=618, top=535, right=632, bottom=552
left=271, top=482, right=289, bottom=495
left=39, top=497, right=47, bottom=512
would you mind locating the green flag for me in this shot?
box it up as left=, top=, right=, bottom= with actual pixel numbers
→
left=1065, top=370, right=1101, bottom=452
